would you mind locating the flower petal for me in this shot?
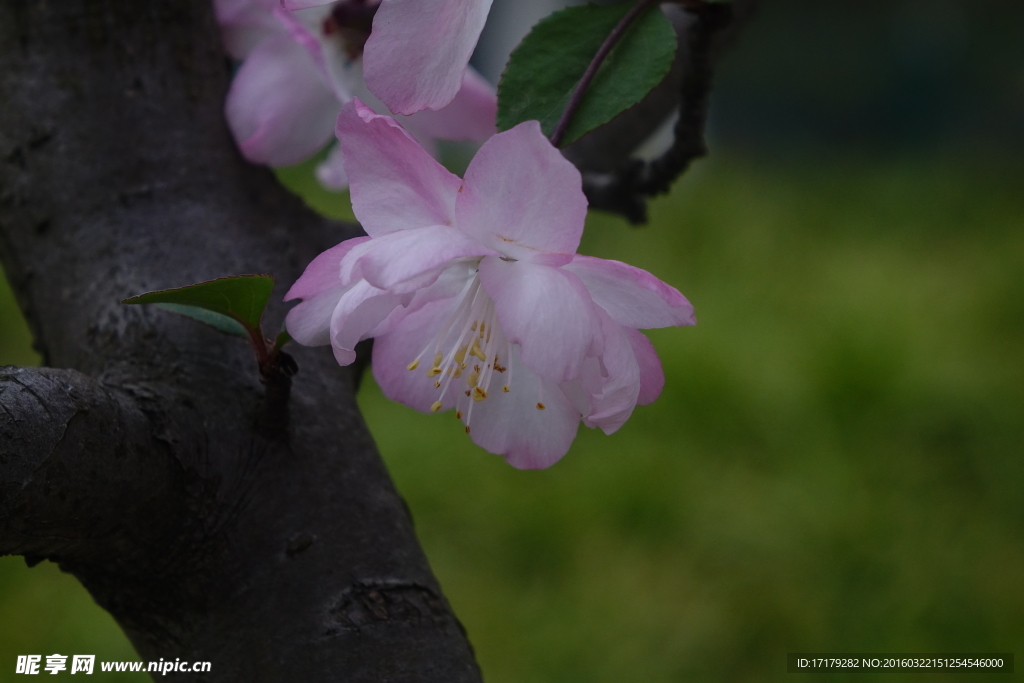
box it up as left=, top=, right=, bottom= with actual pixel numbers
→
left=478, top=257, right=599, bottom=383
left=580, top=310, right=640, bottom=435
left=285, top=236, right=370, bottom=301
left=563, top=255, right=696, bottom=329
left=315, top=143, right=349, bottom=190
left=285, top=282, right=350, bottom=347
left=625, top=328, right=665, bottom=406
left=337, top=99, right=463, bottom=236
left=329, top=280, right=410, bottom=365
left=373, top=298, right=467, bottom=413
left=363, top=0, right=493, bottom=115
left=281, top=0, right=332, bottom=9
left=214, top=0, right=281, bottom=59
left=225, top=34, right=338, bottom=166
left=401, top=68, right=497, bottom=143
left=340, top=224, right=496, bottom=291
left=456, top=121, right=586, bottom=263
left=468, top=345, right=581, bottom=470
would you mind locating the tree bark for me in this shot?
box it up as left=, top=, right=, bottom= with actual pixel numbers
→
left=0, top=1, right=480, bottom=680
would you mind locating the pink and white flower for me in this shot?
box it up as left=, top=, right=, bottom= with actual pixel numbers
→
left=280, top=0, right=494, bottom=115
left=214, top=0, right=496, bottom=189
left=285, top=101, right=695, bottom=468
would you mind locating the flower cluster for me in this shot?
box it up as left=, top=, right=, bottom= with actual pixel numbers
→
left=214, top=0, right=697, bottom=467
left=214, top=0, right=495, bottom=188
left=284, top=101, right=695, bottom=468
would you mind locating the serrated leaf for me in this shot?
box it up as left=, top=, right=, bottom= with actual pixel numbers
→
left=497, top=1, right=677, bottom=146
left=123, top=275, right=275, bottom=337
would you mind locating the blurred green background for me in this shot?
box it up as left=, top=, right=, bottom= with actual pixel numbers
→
left=2, top=0, right=1023, bottom=681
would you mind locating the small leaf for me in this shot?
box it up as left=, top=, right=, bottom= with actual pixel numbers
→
left=123, top=275, right=275, bottom=337
left=154, top=303, right=250, bottom=338
left=497, top=1, right=677, bottom=145
left=273, top=328, right=293, bottom=352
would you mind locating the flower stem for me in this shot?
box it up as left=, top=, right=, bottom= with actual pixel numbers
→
left=548, top=0, right=663, bottom=148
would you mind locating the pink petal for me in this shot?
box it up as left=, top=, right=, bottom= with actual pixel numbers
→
left=579, top=310, right=640, bottom=435
left=339, top=224, right=496, bottom=291
left=285, top=282, right=351, bottom=347
left=329, top=280, right=410, bottom=365
left=285, top=236, right=370, bottom=301
left=284, top=236, right=370, bottom=346
left=372, top=298, right=467, bottom=413
left=372, top=262, right=478, bottom=337
left=401, top=68, right=497, bottom=143
left=315, top=143, right=349, bottom=190
left=478, top=257, right=600, bottom=383
left=363, top=0, right=493, bottom=115
left=468, top=345, right=581, bottom=470
left=215, top=0, right=282, bottom=59
left=563, top=255, right=696, bottom=329
left=456, top=121, right=587, bottom=263
left=281, top=0, right=332, bottom=9
left=625, top=328, right=665, bottom=406
left=336, top=99, right=463, bottom=236
left=225, top=34, right=338, bottom=166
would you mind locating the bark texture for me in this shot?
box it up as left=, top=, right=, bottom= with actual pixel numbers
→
left=0, top=1, right=480, bottom=680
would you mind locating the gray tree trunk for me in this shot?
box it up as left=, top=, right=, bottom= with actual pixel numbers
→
left=0, top=2, right=480, bottom=680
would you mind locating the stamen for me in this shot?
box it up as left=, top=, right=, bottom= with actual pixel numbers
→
left=431, top=401, right=443, bottom=413
left=406, top=359, right=419, bottom=371
left=536, top=402, right=546, bottom=410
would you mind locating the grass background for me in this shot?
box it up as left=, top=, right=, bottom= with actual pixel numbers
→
left=1, top=152, right=1021, bottom=681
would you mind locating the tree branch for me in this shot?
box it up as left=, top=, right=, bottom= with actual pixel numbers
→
left=0, top=1, right=480, bottom=680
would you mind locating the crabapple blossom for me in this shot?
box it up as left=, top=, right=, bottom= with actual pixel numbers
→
left=285, top=100, right=695, bottom=468
left=280, top=0, right=494, bottom=115
left=214, top=0, right=496, bottom=189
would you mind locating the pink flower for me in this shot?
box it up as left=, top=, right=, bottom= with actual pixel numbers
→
left=214, top=0, right=496, bottom=189
left=279, top=0, right=493, bottom=114
left=285, top=101, right=695, bottom=468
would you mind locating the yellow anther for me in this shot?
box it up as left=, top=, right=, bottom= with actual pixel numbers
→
left=502, top=385, right=510, bottom=392
left=473, top=387, right=488, bottom=402
left=454, top=345, right=468, bottom=365
left=471, top=321, right=478, bottom=332
left=467, top=370, right=479, bottom=388
left=453, top=366, right=463, bottom=378
left=433, top=353, right=443, bottom=367
left=406, top=359, right=419, bottom=371
left=470, top=339, right=486, bottom=361
left=536, top=402, right=546, bottom=410
left=427, top=367, right=443, bottom=377
left=430, top=401, right=443, bottom=413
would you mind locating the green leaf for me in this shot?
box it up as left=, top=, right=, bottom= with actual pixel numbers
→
left=153, top=303, right=250, bottom=338
left=497, top=1, right=677, bottom=145
left=273, top=328, right=292, bottom=352
left=123, top=275, right=275, bottom=338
